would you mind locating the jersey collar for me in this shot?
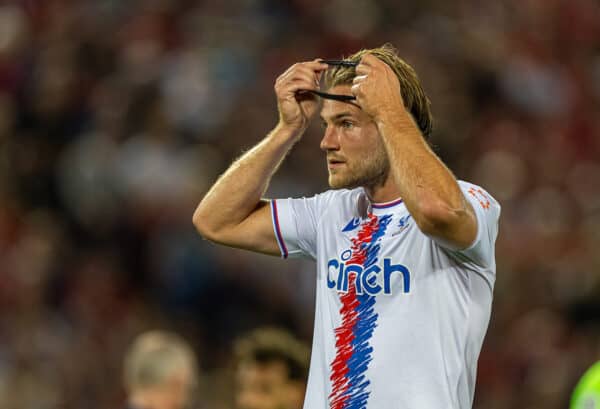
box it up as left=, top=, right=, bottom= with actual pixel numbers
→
left=356, top=190, right=404, bottom=218
left=371, top=197, right=404, bottom=209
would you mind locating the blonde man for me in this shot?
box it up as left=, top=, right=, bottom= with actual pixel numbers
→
left=194, top=44, right=500, bottom=408
left=123, top=331, right=198, bottom=409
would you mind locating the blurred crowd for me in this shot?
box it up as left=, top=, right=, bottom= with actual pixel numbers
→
left=0, top=0, right=598, bottom=408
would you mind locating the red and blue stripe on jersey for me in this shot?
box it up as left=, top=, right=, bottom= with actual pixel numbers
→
left=329, top=213, right=392, bottom=409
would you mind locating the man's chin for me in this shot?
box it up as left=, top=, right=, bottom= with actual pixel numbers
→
left=328, top=174, right=342, bottom=189
left=328, top=175, right=358, bottom=190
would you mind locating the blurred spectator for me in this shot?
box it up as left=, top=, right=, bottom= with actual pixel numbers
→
left=234, top=327, right=309, bottom=409
left=124, top=331, right=199, bottom=409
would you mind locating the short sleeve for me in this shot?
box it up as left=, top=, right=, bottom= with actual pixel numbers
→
left=271, top=193, right=333, bottom=259
left=453, top=182, right=501, bottom=268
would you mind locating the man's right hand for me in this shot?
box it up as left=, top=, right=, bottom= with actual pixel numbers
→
left=274, top=59, right=329, bottom=134
left=194, top=59, right=329, bottom=257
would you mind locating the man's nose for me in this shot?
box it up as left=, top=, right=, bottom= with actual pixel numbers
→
left=320, top=125, right=340, bottom=151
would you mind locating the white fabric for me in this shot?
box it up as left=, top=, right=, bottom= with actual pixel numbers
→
left=271, top=181, right=500, bottom=409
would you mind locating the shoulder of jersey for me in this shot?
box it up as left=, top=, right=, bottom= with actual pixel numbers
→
left=458, top=180, right=500, bottom=210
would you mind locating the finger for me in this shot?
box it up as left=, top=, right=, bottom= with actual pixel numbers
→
left=363, top=55, right=392, bottom=75
left=281, top=78, right=320, bottom=96
left=286, top=71, right=321, bottom=89
left=290, top=77, right=319, bottom=89
left=279, top=66, right=322, bottom=87
left=277, top=70, right=320, bottom=94
left=352, top=75, right=367, bottom=85
left=359, top=54, right=379, bottom=67
left=355, top=63, right=371, bottom=76
left=294, top=66, right=324, bottom=84
left=289, top=61, right=329, bottom=87
left=279, top=61, right=328, bottom=82
left=304, top=59, right=330, bottom=71
left=277, top=62, right=302, bottom=81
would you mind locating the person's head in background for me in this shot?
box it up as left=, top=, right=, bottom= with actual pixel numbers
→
left=123, top=331, right=198, bottom=409
left=234, top=327, right=310, bottom=409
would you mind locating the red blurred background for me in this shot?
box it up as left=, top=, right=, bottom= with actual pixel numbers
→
left=0, top=0, right=598, bottom=408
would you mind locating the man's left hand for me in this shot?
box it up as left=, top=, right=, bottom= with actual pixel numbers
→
left=351, top=54, right=405, bottom=122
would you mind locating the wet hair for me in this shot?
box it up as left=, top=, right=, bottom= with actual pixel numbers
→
left=323, top=43, right=433, bottom=140
left=234, top=327, right=310, bottom=382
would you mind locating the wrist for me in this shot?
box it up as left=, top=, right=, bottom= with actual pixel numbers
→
left=373, top=101, right=405, bottom=126
left=374, top=105, right=419, bottom=136
left=274, top=121, right=306, bottom=141
left=271, top=122, right=305, bottom=146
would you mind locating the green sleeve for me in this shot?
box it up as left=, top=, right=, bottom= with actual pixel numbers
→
left=571, top=361, right=600, bottom=409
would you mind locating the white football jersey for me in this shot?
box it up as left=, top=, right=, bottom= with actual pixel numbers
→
left=270, top=181, right=500, bottom=409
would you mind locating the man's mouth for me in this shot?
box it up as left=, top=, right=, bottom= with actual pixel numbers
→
left=327, top=158, right=346, bottom=169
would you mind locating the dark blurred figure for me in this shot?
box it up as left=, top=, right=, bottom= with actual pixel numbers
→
left=123, top=331, right=199, bottom=409
left=234, top=327, right=309, bottom=409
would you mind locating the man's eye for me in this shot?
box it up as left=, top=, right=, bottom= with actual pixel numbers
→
left=341, top=121, right=354, bottom=129
left=321, top=122, right=328, bottom=129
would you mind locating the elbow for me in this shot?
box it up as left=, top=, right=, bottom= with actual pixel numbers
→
left=413, top=197, right=465, bottom=237
left=192, top=208, right=208, bottom=237
left=192, top=206, right=218, bottom=242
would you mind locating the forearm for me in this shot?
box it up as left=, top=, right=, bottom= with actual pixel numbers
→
left=193, top=124, right=300, bottom=238
left=376, top=109, right=471, bottom=236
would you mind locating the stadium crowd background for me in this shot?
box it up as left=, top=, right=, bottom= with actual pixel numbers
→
left=0, top=0, right=598, bottom=408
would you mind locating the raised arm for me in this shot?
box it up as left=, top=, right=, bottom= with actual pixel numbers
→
left=193, top=60, right=328, bottom=255
left=351, top=54, right=477, bottom=249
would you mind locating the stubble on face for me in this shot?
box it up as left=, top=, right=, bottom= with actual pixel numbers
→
left=328, top=141, right=390, bottom=190
left=320, top=84, right=391, bottom=191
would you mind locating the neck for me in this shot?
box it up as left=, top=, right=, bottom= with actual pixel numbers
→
left=364, top=173, right=401, bottom=204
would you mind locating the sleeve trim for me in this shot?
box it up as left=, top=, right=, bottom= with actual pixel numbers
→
left=270, top=200, right=288, bottom=259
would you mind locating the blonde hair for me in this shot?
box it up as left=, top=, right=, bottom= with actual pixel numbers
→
left=123, top=330, right=198, bottom=392
left=323, top=43, right=433, bottom=139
